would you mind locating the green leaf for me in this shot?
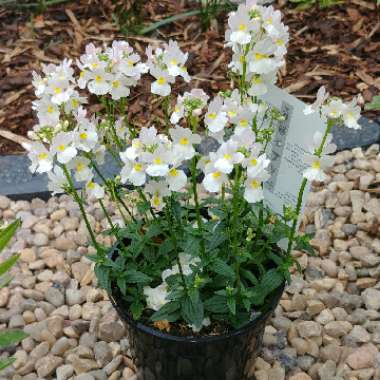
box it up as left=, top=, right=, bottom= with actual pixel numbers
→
left=181, top=289, right=204, bottom=328
left=130, top=301, right=144, bottom=320
left=94, top=265, right=110, bottom=291
left=0, top=273, right=12, bottom=289
left=125, top=269, right=151, bottom=284
left=206, top=232, right=228, bottom=251
left=227, top=296, right=236, bottom=315
left=250, top=269, right=284, bottom=306
left=151, top=301, right=181, bottom=322
left=158, top=239, right=174, bottom=256
left=0, top=330, right=28, bottom=348
left=145, top=223, right=162, bottom=239
left=0, top=254, right=20, bottom=277
left=204, top=295, right=228, bottom=313
left=240, top=269, right=258, bottom=286
left=365, top=95, right=380, bottom=110
left=211, top=259, right=235, bottom=281
left=0, top=219, right=20, bottom=253
left=0, top=357, right=16, bottom=371
left=116, top=277, right=127, bottom=296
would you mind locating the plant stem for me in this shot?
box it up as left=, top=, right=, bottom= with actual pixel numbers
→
left=191, top=157, right=206, bottom=258
left=286, top=119, right=335, bottom=255
left=99, top=199, right=115, bottom=230
left=162, top=96, right=170, bottom=132
left=231, top=166, right=242, bottom=288
left=62, top=165, right=101, bottom=253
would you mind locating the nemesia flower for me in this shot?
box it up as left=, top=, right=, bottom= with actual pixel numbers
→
left=74, top=124, right=98, bottom=152
left=322, top=99, right=345, bottom=120
left=303, top=86, right=329, bottom=116
left=243, top=153, right=270, bottom=178
left=307, top=131, right=336, bottom=156
left=162, top=253, right=201, bottom=281
left=166, top=165, right=187, bottom=192
left=86, top=180, right=105, bottom=200
left=303, top=154, right=334, bottom=182
left=231, top=108, right=254, bottom=135
left=342, top=98, right=361, bottom=130
left=243, top=171, right=270, bottom=203
left=204, top=96, right=228, bottom=133
left=203, top=167, right=228, bottom=193
left=213, top=141, right=244, bottom=174
left=120, top=154, right=147, bottom=186
left=170, top=126, right=201, bottom=160
left=51, top=132, right=77, bottom=164
left=68, top=157, right=93, bottom=182
left=227, top=4, right=258, bottom=45
left=87, top=69, right=112, bottom=95
left=47, top=166, right=67, bottom=194
left=190, top=318, right=211, bottom=333
left=143, top=283, right=169, bottom=311
left=163, top=40, right=189, bottom=78
left=144, top=180, right=171, bottom=211
left=142, top=145, right=171, bottom=177
left=27, top=142, right=53, bottom=174
left=33, top=98, right=60, bottom=126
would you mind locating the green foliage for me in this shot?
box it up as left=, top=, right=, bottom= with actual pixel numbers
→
left=0, top=219, right=28, bottom=371
left=288, top=0, right=342, bottom=9
left=93, top=191, right=313, bottom=331
left=365, top=95, right=380, bottom=111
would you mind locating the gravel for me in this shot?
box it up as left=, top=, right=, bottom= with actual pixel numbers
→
left=1, top=144, right=380, bottom=380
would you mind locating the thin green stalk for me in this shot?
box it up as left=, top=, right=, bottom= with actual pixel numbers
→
left=62, top=165, right=101, bottom=253
left=191, top=157, right=206, bottom=258
left=231, top=166, right=242, bottom=287
left=286, top=119, right=335, bottom=255
left=162, top=96, right=170, bottom=132
left=99, top=199, right=115, bottom=230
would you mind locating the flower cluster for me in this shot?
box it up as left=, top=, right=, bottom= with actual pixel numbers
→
left=25, top=0, right=363, bottom=334
left=226, top=1, right=289, bottom=96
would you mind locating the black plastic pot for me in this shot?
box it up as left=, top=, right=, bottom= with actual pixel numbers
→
left=108, top=282, right=284, bottom=380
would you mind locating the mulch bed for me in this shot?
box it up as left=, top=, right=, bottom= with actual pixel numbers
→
left=0, top=0, right=379, bottom=155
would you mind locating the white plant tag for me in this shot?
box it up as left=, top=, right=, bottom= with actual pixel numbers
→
left=261, top=85, right=326, bottom=216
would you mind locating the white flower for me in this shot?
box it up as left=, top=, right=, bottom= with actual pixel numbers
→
left=74, top=125, right=98, bottom=152
left=109, top=75, right=133, bottom=100
left=203, top=170, right=228, bottom=193
left=163, top=40, right=189, bottom=77
left=47, top=166, right=67, bottom=194
left=243, top=153, right=270, bottom=178
left=33, top=98, right=60, bottom=126
left=170, top=100, right=185, bottom=124
left=87, top=69, right=112, bottom=95
left=249, top=38, right=279, bottom=75
left=27, top=142, right=53, bottom=174
left=150, top=68, right=174, bottom=97
left=162, top=253, right=201, bottom=281
left=32, top=71, right=46, bottom=96
left=214, top=141, right=244, bottom=174
left=322, top=99, right=345, bottom=120
left=140, top=126, right=158, bottom=146
left=68, top=157, right=93, bottom=182
left=303, top=155, right=334, bottom=182
left=205, top=96, right=228, bottom=133
left=342, top=98, right=361, bottom=129
left=227, top=4, right=258, bottom=45
left=144, top=283, right=169, bottom=311
left=144, top=180, right=171, bottom=211
left=142, top=145, right=171, bottom=177
left=86, top=180, right=105, bottom=200
left=231, top=128, right=256, bottom=150
left=51, top=132, right=77, bottom=164
left=243, top=171, right=270, bottom=203
left=303, top=86, right=329, bottom=115
left=248, top=75, right=269, bottom=97
left=166, top=167, right=187, bottom=192
left=170, top=126, right=201, bottom=160
left=93, top=145, right=106, bottom=165
left=120, top=154, right=146, bottom=186
left=231, top=108, right=254, bottom=135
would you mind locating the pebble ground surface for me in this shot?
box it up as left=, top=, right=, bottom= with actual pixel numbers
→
left=0, top=144, right=380, bottom=380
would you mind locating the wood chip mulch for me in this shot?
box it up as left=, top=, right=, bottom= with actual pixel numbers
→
left=0, top=0, right=379, bottom=155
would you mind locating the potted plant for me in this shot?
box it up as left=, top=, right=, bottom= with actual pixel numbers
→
left=24, top=1, right=361, bottom=378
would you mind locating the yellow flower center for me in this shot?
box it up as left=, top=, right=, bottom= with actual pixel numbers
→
left=127, top=60, right=134, bottom=67
left=253, top=77, right=262, bottom=84
left=239, top=119, right=248, bottom=127
left=95, top=75, right=103, bottom=83
left=250, top=158, right=258, bottom=166
left=239, top=24, right=247, bottom=31
left=80, top=132, right=88, bottom=140
left=57, top=144, right=66, bottom=152
left=174, top=106, right=180, bottom=113
left=251, top=179, right=260, bottom=189
left=179, top=137, right=189, bottom=146
left=239, top=55, right=246, bottom=63
left=276, top=39, right=284, bottom=46
left=79, top=71, right=85, bottom=78
left=228, top=110, right=237, bottom=118
left=134, top=163, right=143, bottom=172
left=312, top=160, right=321, bottom=169
left=212, top=171, right=221, bottom=179
left=91, top=63, right=98, bottom=69
left=112, top=80, right=120, bottom=88
left=47, top=105, right=54, bottom=114
left=153, top=196, right=160, bottom=207
left=54, top=87, right=62, bottom=94
left=157, top=77, right=166, bottom=85
left=77, top=163, right=85, bottom=172
left=208, top=112, right=217, bottom=120
left=71, top=99, right=79, bottom=108
left=169, top=168, right=178, bottom=177
left=38, top=153, right=48, bottom=160
left=87, top=181, right=95, bottom=190
left=153, top=158, right=162, bottom=165
left=224, top=153, right=232, bottom=160
left=255, top=53, right=268, bottom=61
left=170, top=59, right=178, bottom=66
left=267, top=17, right=273, bottom=24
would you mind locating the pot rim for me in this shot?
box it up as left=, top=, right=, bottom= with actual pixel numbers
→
left=108, top=281, right=285, bottom=344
